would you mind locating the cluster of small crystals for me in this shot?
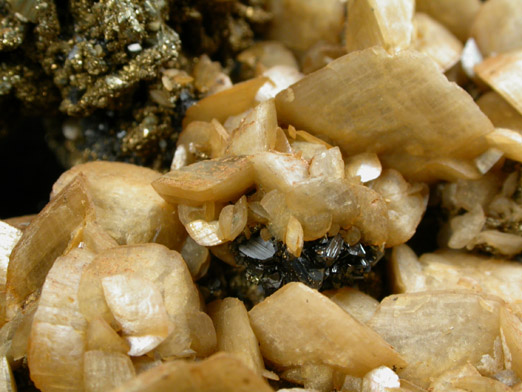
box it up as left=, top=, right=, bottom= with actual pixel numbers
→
left=0, top=0, right=269, bottom=169
left=437, top=161, right=522, bottom=259
left=232, top=232, right=384, bottom=297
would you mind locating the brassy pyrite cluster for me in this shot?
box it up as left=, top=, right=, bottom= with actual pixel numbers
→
left=0, top=0, right=269, bottom=169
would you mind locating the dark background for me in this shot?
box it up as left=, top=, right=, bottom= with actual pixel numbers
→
left=0, top=115, right=64, bottom=219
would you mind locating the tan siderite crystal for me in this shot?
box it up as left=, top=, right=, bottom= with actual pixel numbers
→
left=249, top=282, right=406, bottom=376
left=412, top=13, right=463, bottom=72
left=0, top=222, right=21, bottom=327
left=0, top=356, right=16, bottom=392
left=207, top=297, right=267, bottom=377
left=323, top=287, right=379, bottom=324
left=111, top=353, right=274, bottom=392
left=345, top=0, right=415, bottom=54
left=266, top=0, right=345, bottom=52
left=475, top=50, right=522, bottom=116
left=51, top=161, right=185, bottom=249
left=470, top=0, right=522, bottom=57
left=368, top=290, right=503, bottom=388
left=275, top=47, right=494, bottom=182
left=28, top=246, right=95, bottom=392
left=6, top=176, right=93, bottom=320
left=183, top=77, right=269, bottom=127
left=153, top=156, right=254, bottom=206
left=390, top=246, right=522, bottom=303
left=416, top=0, right=481, bottom=42
left=477, top=92, right=522, bottom=132
left=77, top=244, right=214, bottom=360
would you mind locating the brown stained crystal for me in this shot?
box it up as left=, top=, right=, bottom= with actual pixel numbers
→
left=183, top=76, right=269, bottom=127
left=0, top=222, right=21, bottom=327
left=6, top=176, right=93, bottom=320
left=153, top=156, right=255, bottom=206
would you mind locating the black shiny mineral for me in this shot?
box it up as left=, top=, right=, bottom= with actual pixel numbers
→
left=199, top=232, right=385, bottom=307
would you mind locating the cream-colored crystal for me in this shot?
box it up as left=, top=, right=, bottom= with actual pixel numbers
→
left=86, top=317, right=130, bottom=354
left=180, top=236, right=210, bottom=280
left=428, top=364, right=481, bottom=392
left=471, top=0, right=522, bottom=57
left=323, top=287, right=379, bottom=324
left=266, top=0, right=344, bottom=52
left=208, top=298, right=266, bottom=377
left=6, top=176, right=93, bottom=320
left=389, top=245, right=426, bottom=294
left=478, top=92, right=522, bottom=131
left=185, top=220, right=225, bottom=247
left=468, top=230, right=522, bottom=257
left=369, top=169, right=428, bottom=247
left=447, top=204, right=486, bottom=249
left=285, top=215, right=304, bottom=257
left=500, top=305, right=522, bottom=380
left=475, top=50, right=522, bottom=116
left=0, top=222, right=21, bottom=326
left=237, top=41, right=299, bottom=76
left=183, top=77, right=269, bottom=127
left=345, top=0, right=415, bottom=54
left=249, top=282, right=406, bottom=376
left=84, top=350, right=135, bottom=392
left=309, top=147, right=345, bottom=180
left=394, top=250, right=522, bottom=303
left=416, top=0, right=481, bottom=42
left=153, top=156, right=254, bottom=206
left=256, top=66, right=304, bottom=102
left=486, top=128, right=522, bottom=163
left=175, top=120, right=229, bottom=166
left=111, top=352, right=274, bottom=392
left=101, top=274, right=171, bottom=356
left=0, top=357, right=15, bottom=392
left=369, top=290, right=503, bottom=388
left=28, top=247, right=94, bottom=392
left=275, top=47, right=493, bottom=182
left=51, top=161, right=184, bottom=249
left=282, top=364, right=333, bottom=392
left=226, top=100, right=277, bottom=156
left=344, top=153, right=382, bottom=183
left=219, top=196, right=248, bottom=242
left=78, top=244, right=203, bottom=360
left=250, top=152, right=309, bottom=193
left=413, top=13, right=463, bottom=72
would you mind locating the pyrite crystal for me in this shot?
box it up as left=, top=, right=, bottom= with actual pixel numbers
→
left=0, top=0, right=269, bottom=169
